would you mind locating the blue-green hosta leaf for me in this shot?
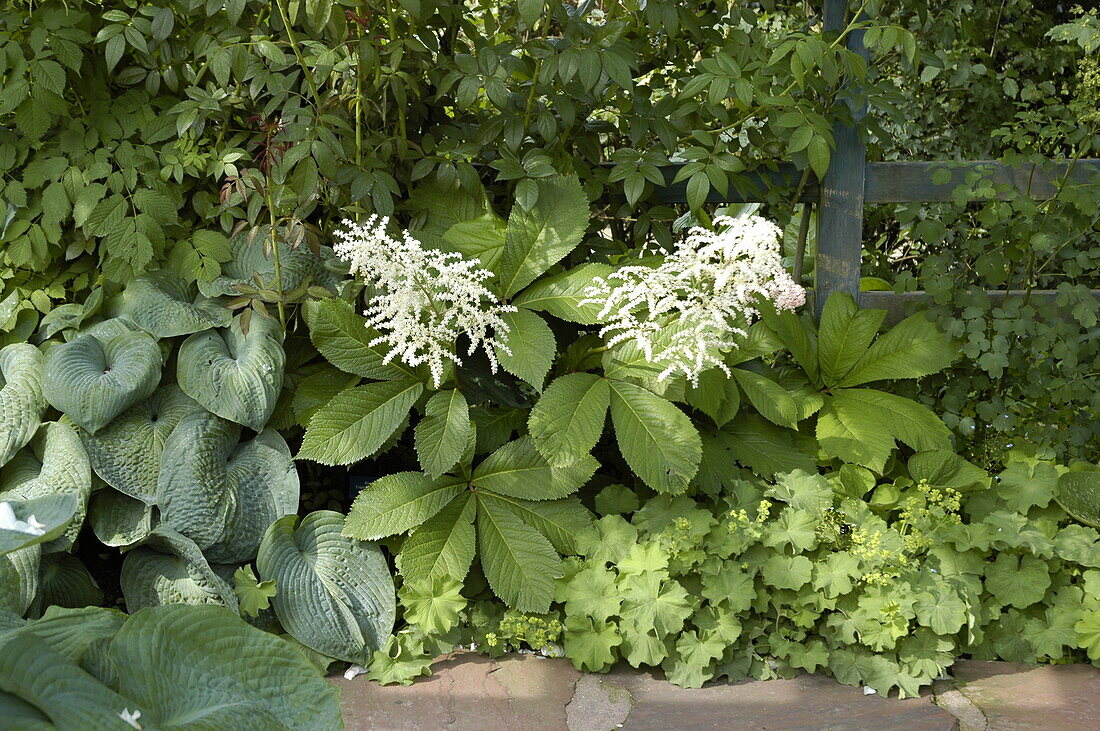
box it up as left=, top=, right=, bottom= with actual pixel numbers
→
left=43, top=331, right=162, bottom=434
left=258, top=511, right=395, bottom=664
left=472, top=436, right=597, bottom=500
left=81, top=384, right=202, bottom=504
left=303, top=297, right=418, bottom=381
left=414, top=389, right=473, bottom=478
left=120, top=527, right=238, bottom=613
left=476, top=495, right=561, bottom=612
left=529, top=372, right=610, bottom=467
left=0, top=422, right=92, bottom=553
left=298, top=379, right=423, bottom=466
left=198, top=234, right=340, bottom=297
left=0, top=494, right=78, bottom=557
left=608, top=379, right=701, bottom=494
left=0, top=606, right=124, bottom=665
left=836, top=311, right=956, bottom=387
left=177, top=313, right=285, bottom=430
left=0, top=344, right=46, bottom=468
left=512, top=263, right=615, bottom=324
left=0, top=545, right=39, bottom=615
left=396, top=492, right=477, bottom=585
left=89, top=490, right=153, bottom=548
left=28, top=555, right=103, bottom=616
left=817, top=293, right=886, bottom=387
left=0, top=690, right=52, bottom=728
left=114, top=270, right=232, bottom=337
left=345, top=472, right=466, bottom=541
left=498, top=175, right=590, bottom=297
left=494, top=309, right=555, bottom=390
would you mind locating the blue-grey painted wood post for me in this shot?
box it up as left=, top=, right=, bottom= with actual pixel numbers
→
left=815, top=0, right=869, bottom=315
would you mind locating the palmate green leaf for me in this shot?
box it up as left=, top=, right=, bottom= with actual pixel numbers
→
left=441, top=212, right=507, bottom=271
left=43, top=331, right=162, bottom=434
left=1056, top=467, right=1100, bottom=528
left=234, top=565, right=277, bottom=618
left=0, top=494, right=77, bottom=557
left=396, top=492, right=477, bottom=584
left=113, top=270, right=231, bottom=338
left=836, top=311, right=956, bottom=387
left=399, top=575, right=467, bottom=635
left=476, top=495, right=561, bottom=613
left=414, top=389, right=473, bottom=478
left=619, top=572, right=692, bottom=636
left=834, top=388, right=952, bottom=452
left=608, top=379, right=701, bottom=494
left=563, top=615, right=621, bottom=672
left=560, top=564, right=621, bottom=622
left=298, top=379, right=422, bottom=466
left=708, top=414, right=817, bottom=480
left=494, top=309, right=555, bottom=390
left=817, top=292, right=885, bottom=387
left=120, top=527, right=238, bottom=613
left=511, top=263, right=615, bottom=324
left=529, top=373, right=610, bottom=467
left=478, top=493, right=592, bottom=554
left=471, top=436, right=597, bottom=500
left=258, top=511, right=396, bottom=664
left=303, top=297, right=417, bottom=381
left=80, top=384, right=202, bottom=504
left=731, top=368, right=800, bottom=428
left=685, top=368, right=740, bottom=427
left=0, top=343, right=46, bottom=468
left=497, top=175, right=590, bottom=297
left=345, top=472, right=466, bottom=541
left=816, top=395, right=895, bottom=473
left=177, top=312, right=285, bottom=430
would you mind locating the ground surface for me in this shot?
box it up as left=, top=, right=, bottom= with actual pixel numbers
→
left=331, top=653, right=1100, bottom=730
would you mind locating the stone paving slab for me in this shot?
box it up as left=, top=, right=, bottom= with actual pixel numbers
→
left=332, top=652, right=1100, bottom=730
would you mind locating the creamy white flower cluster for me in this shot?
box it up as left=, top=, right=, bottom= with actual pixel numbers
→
left=582, top=214, right=805, bottom=385
left=333, top=216, right=515, bottom=387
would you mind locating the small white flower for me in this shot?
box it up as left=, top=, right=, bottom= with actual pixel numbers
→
left=863, top=686, right=877, bottom=695
left=581, top=214, right=805, bottom=385
left=343, top=664, right=367, bottom=680
left=333, top=216, right=516, bottom=388
left=119, top=708, right=142, bottom=729
left=0, top=502, right=46, bottom=536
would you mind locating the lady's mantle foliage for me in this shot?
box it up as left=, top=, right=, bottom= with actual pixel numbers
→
left=334, top=215, right=516, bottom=388
left=582, top=215, right=805, bottom=385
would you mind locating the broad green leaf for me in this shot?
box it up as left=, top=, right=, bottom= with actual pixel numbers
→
left=396, top=492, right=476, bottom=584
left=0, top=494, right=77, bottom=557
left=528, top=373, right=610, bottom=467
left=837, top=312, right=956, bottom=387
left=685, top=368, right=740, bottom=427
left=414, top=389, right=473, bottom=477
left=89, top=489, right=152, bottom=548
left=120, top=527, right=238, bottom=612
left=608, top=379, right=701, bottom=493
left=817, top=293, right=885, bottom=386
left=298, top=379, right=422, bottom=465
left=0, top=344, right=46, bottom=468
left=440, top=212, right=507, bottom=271
left=909, top=449, right=990, bottom=492
left=303, top=297, right=416, bottom=381
left=479, top=493, right=591, bottom=554
left=1055, top=467, right=1100, bottom=527
left=345, top=472, right=465, bottom=540
left=258, top=511, right=395, bottom=663
left=198, top=233, right=339, bottom=298
left=0, top=545, right=39, bottom=615
left=731, top=368, right=800, bottom=428
left=28, top=555, right=104, bottom=615
left=760, top=307, right=819, bottom=383
left=719, top=414, right=817, bottom=479
left=816, top=396, right=894, bottom=472
left=833, top=388, right=952, bottom=452
left=471, top=436, right=597, bottom=500
left=511, top=263, right=614, bottom=324
left=495, top=309, right=555, bottom=390
left=288, top=364, right=360, bottom=429
left=498, top=175, right=590, bottom=297
left=476, top=495, right=561, bottom=612
left=43, top=331, right=162, bottom=434
left=113, top=271, right=231, bottom=338
left=177, top=312, right=285, bottom=430
left=0, top=605, right=124, bottom=662
left=81, top=384, right=202, bottom=504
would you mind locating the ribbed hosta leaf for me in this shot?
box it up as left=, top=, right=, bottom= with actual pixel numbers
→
left=0, top=344, right=46, bottom=468
left=1056, top=468, right=1100, bottom=528
left=0, top=422, right=92, bottom=553
left=0, top=545, right=39, bottom=615
left=120, top=527, right=238, bottom=613
left=43, top=332, right=162, bottom=434
left=198, top=234, right=340, bottom=297
left=28, top=555, right=103, bottom=616
left=0, top=494, right=78, bottom=557
left=177, top=313, right=285, bottom=430
left=81, top=384, right=202, bottom=504
left=476, top=495, right=561, bottom=612
left=89, top=489, right=153, bottom=548
left=257, top=511, right=395, bottom=664
left=0, top=606, right=125, bottom=663
left=114, top=270, right=232, bottom=337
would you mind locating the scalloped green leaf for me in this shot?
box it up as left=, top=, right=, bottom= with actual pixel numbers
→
left=120, top=527, right=238, bottom=613
left=43, top=332, right=162, bottom=434
left=177, top=313, right=285, bottom=430
left=81, top=384, right=202, bottom=504
left=114, top=270, right=232, bottom=337
left=257, top=511, right=395, bottom=664
left=89, top=489, right=153, bottom=548
left=0, top=344, right=46, bottom=468
left=0, top=494, right=78, bottom=557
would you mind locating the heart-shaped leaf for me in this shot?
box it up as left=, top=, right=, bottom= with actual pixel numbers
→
left=113, top=271, right=232, bottom=337
left=81, top=384, right=203, bottom=504
left=43, top=332, right=162, bottom=434
left=0, top=344, right=46, bottom=468
left=120, top=527, right=238, bottom=613
left=177, top=313, right=285, bottom=430
left=89, top=489, right=153, bottom=548
left=257, top=511, right=395, bottom=664
left=0, top=494, right=79, bottom=557
left=27, top=555, right=104, bottom=617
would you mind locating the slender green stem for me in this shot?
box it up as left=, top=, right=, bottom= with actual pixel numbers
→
left=273, top=0, right=322, bottom=103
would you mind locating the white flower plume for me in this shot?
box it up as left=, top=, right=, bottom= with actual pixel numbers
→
left=333, top=216, right=516, bottom=387
left=581, top=214, right=805, bottom=385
